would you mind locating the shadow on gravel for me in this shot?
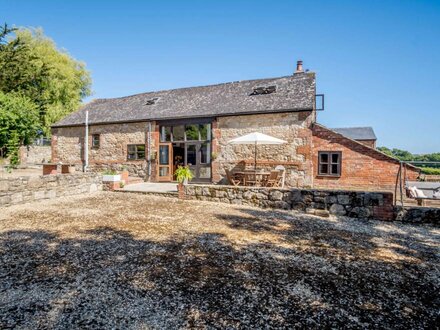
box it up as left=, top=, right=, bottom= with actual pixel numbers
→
left=0, top=209, right=438, bottom=328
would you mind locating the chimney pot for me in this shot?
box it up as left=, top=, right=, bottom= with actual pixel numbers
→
left=295, top=60, right=304, bottom=74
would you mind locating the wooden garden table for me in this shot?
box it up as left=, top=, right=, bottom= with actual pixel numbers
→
left=235, top=170, right=270, bottom=186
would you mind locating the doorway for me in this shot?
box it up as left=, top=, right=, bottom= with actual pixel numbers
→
left=158, top=121, right=212, bottom=182
left=158, top=143, right=173, bottom=182
left=172, top=142, right=211, bottom=182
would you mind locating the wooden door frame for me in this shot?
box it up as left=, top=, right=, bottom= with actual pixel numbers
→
left=158, top=143, right=173, bottom=182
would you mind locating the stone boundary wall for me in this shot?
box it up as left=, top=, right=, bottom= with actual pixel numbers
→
left=19, top=145, right=52, bottom=164
left=394, top=206, right=440, bottom=225
left=184, top=184, right=394, bottom=221
left=0, top=173, right=102, bottom=207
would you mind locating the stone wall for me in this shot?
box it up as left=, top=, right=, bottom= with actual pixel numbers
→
left=213, top=111, right=314, bottom=187
left=184, top=184, right=395, bottom=221
left=312, top=124, right=420, bottom=192
left=52, top=122, right=151, bottom=179
left=19, top=146, right=52, bottom=164
left=394, top=206, right=440, bottom=225
left=0, top=173, right=102, bottom=207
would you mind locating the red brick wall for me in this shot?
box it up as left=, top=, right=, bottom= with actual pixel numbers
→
left=312, top=124, right=420, bottom=192
left=51, top=130, right=58, bottom=162
left=149, top=121, right=160, bottom=182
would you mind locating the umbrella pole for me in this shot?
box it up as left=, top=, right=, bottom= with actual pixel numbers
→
left=254, top=141, right=257, bottom=170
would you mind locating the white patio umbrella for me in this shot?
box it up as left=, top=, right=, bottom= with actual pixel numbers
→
left=228, top=132, right=287, bottom=169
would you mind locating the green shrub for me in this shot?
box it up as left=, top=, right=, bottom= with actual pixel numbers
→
left=421, top=167, right=440, bottom=175
left=174, top=165, right=194, bottom=184
left=102, top=169, right=118, bottom=175
left=0, top=92, right=40, bottom=160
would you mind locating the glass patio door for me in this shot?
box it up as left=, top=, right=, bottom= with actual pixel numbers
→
left=185, top=142, right=211, bottom=182
left=186, top=143, right=197, bottom=181
left=158, top=143, right=173, bottom=181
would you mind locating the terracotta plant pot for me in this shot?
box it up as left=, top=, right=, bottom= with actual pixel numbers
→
left=121, top=170, right=129, bottom=183
left=177, top=182, right=185, bottom=199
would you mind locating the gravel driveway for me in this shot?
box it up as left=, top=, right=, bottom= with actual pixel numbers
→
left=0, top=192, right=438, bottom=328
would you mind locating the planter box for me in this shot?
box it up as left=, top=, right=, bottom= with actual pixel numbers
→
left=61, top=165, right=76, bottom=174
left=42, top=164, right=58, bottom=175
left=102, top=174, right=121, bottom=182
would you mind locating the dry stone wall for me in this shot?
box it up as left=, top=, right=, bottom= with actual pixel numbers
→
left=394, top=207, right=440, bottom=225
left=0, top=173, right=102, bottom=207
left=184, top=184, right=395, bottom=221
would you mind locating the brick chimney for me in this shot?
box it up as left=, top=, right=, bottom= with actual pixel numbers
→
left=295, top=60, right=304, bottom=74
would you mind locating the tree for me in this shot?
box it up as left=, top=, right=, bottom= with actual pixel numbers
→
left=0, top=25, right=92, bottom=134
left=0, top=91, right=40, bottom=164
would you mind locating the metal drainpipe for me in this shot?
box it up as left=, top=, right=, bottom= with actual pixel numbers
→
left=147, top=122, right=152, bottom=180
left=84, top=110, right=89, bottom=172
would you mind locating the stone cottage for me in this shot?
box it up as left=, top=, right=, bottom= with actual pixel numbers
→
left=51, top=61, right=420, bottom=192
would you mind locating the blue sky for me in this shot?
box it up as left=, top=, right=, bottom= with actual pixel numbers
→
left=3, top=0, right=440, bottom=153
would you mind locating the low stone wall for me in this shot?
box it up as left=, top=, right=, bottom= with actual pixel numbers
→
left=0, top=173, right=102, bottom=207
left=395, top=206, right=440, bottom=225
left=184, top=185, right=394, bottom=221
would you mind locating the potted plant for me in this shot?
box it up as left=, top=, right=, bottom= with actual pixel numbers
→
left=102, top=169, right=121, bottom=182
left=174, top=165, right=194, bottom=198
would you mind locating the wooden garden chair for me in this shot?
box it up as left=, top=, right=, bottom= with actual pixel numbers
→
left=225, top=169, right=241, bottom=186
left=265, top=170, right=281, bottom=187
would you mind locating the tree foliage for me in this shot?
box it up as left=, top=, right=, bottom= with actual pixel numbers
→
left=378, top=146, right=440, bottom=174
left=0, top=24, right=91, bottom=135
left=378, top=147, right=440, bottom=163
left=0, top=91, right=40, bottom=163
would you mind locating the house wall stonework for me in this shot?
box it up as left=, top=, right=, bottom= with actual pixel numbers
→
left=212, top=111, right=314, bottom=187
left=311, top=125, right=419, bottom=192
left=51, top=115, right=419, bottom=192
left=52, top=122, right=151, bottom=179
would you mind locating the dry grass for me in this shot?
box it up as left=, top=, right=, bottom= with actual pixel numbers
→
left=0, top=192, right=439, bottom=328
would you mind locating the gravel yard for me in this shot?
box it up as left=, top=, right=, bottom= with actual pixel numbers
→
left=0, top=192, right=438, bottom=328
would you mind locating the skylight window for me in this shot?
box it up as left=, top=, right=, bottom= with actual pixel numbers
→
left=250, top=85, right=276, bottom=96
left=145, top=97, right=159, bottom=105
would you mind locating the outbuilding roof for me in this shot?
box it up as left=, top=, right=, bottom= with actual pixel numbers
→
left=331, top=127, right=377, bottom=141
left=52, top=73, right=315, bottom=127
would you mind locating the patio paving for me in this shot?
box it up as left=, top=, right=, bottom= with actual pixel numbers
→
left=121, top=182, right=178, bottom=194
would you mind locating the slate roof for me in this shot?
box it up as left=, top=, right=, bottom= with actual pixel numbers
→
left=331, top=127, right=377, bottom=141
left=52, top=73, right=316, bottom=127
